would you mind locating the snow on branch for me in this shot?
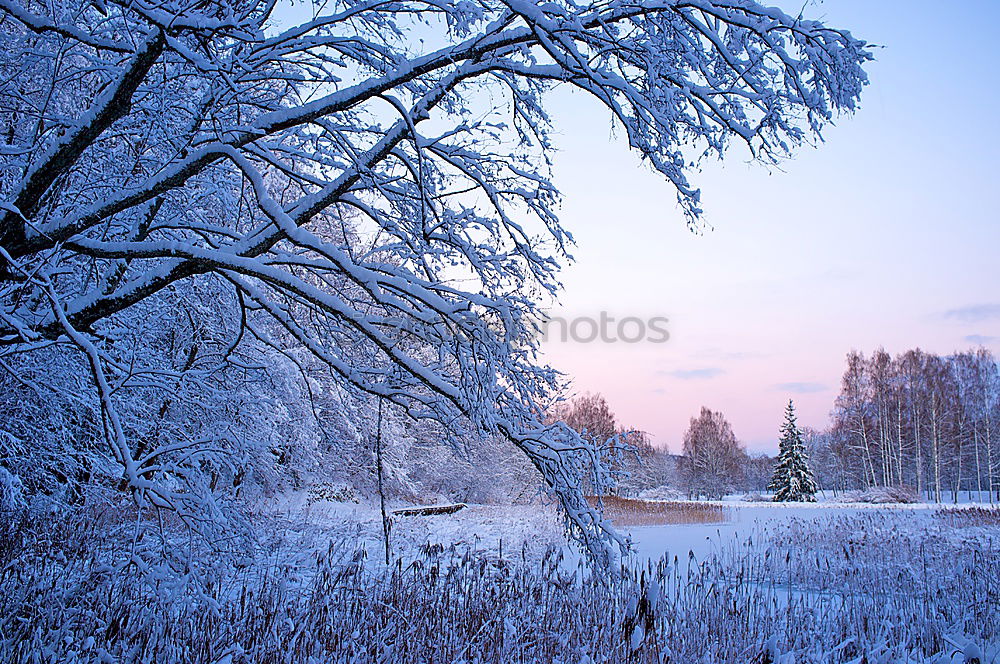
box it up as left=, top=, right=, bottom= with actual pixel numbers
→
left=0, top=0, right=870, bottom=565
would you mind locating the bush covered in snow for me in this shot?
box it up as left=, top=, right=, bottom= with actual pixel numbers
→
left=840, top=486, right=921, bottom=504
left=307, top=482, right=360, bottom=505
left=742, top=492, right=772, bottom=502
left=0, top=465, right=24, bottom=511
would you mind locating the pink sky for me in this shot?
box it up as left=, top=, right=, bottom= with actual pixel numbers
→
left=539, top=0, right=1000, bottom=454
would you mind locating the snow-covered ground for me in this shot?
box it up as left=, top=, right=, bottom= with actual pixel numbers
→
left=256, top=492, right=567, bottom=573
left=267, top=492, right=993, bottom=565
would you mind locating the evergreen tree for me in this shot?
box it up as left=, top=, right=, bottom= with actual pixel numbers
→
left=768, top=400, right=819, bottom=502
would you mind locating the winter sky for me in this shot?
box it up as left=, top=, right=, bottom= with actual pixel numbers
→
left=539, top=0, right=1000, bottom=452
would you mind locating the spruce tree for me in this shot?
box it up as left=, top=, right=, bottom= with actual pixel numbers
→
left=768, top=400, right=818, bottom=502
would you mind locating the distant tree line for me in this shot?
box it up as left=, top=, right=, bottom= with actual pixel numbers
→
left=547, top=395, right=771, bottom=500
left=549, top=396, right=781, bottom=500
left=561, top=348, right=1000, bottom=504
left=808, top=347, right=999, bottom=502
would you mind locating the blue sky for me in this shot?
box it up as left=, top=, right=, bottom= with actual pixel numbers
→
left=539, top=0, right=1000, bottom=452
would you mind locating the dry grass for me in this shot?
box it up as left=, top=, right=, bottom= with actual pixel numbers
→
left=2, top=507, right=998, bottom=663
left=587, top=496, right=728, bottom=526
left=936, top=506, right=1000, bottom=527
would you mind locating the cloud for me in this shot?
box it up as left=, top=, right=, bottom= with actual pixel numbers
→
left=661, top=367, right=725, bottom=380
left=943, top=303, right=1000, bottom=323
left=964, top=334, right=997, bottom=345
left=774, top=381, right=827, bottom=394
left=689, top=348, right=769, bottom=361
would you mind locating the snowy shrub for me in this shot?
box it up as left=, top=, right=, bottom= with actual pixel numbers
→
left=308, top=482, right=360, bottom=505
left=841, top=486, right=920, bottom=504
left=0, top=465, right=24, bottom=511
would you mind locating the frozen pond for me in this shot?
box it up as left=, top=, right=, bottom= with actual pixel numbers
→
left=622, top=502, right=938, bottom=565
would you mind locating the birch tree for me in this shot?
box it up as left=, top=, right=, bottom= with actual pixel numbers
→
left=827, top=347, right=999, bottom=502
left=681, top=406, right=745, bottom=499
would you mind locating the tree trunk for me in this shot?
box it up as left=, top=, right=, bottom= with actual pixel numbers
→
left=896, top=399, right=905, bottom=487
left=859, top=415, right=877, bottom=489
left=931, top=400, right=941, bottom=503
left=953, top=418, right=963, bottom=505
left=974, top=425, right=983, bottom=503
left=914, top=410, right=924, bottom=500
left=986, top=411, right=995, bottom=505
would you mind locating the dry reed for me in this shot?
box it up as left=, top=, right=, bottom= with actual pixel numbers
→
left=588, top=496, right=728, bottom=526
left=1, top=507, right=997, bottom=663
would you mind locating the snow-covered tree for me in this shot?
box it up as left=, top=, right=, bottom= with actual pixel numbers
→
left=0, top=0, right=870, bottom=563
left=824, top=346, right=1000, bottom=502
left=768, top=400, right=818, bottom=502
left=681, top=407, right=746, bottom=499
